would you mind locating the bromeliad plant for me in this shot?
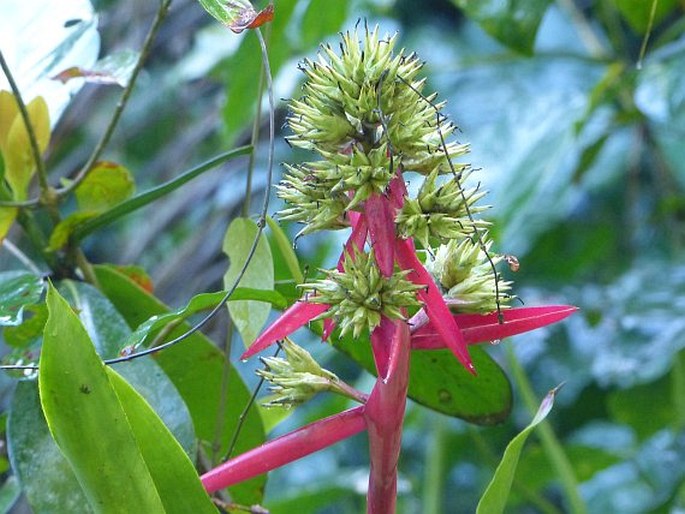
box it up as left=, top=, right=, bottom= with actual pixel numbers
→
left=201, top=27, right=576, bottom=513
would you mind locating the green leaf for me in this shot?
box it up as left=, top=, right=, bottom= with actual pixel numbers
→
left=453, top=0, right=552, bottom=55
left=223, top=217, right=274, bottom=346
left=300, top=0, right=349, bottom=49
left=196, top=0, right=273, bottom=32
left=335, top=333, right=512, bottom=425
left=122, top=288, right=286, bottom=351
left=39, top=285, right=167, bottom=513
left=8, top=381, right=91, bottom=513
left=0, top=271, right=44, bottom=326
left=267, top=215, right=304, bottom=285
left=476, top=385, right=560, bottom=514
left=75, top=161, right=135, bottom=211
left=94, top=264, right=267, bottom=505
left=106, top=369, right=217, bottom=513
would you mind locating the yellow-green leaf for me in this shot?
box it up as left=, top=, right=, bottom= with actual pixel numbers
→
left=39, top=285, right=166, bottom=514
left=47, top=211, right=99, bottom=251
left=0, top=90, right=19, bottom=152
left=75, top=161, right=135, bottom=212
left=4, top=96, right=50, bottom=200
left=0, top=207, right=17, bottom=243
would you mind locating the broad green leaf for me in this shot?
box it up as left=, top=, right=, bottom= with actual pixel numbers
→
left=266, top=215, right=304, bottom=284
left=94, top=264, right=267, bottom=505
left=75, top=161, right=135, bottom=211
left=0, top=207, right=17, bottom=243
left=0, top=271, right=44, bottom=326
left=122, top=288, right=286, bottom=352
left=4, top=96, right=50, bottom=200
left=39, top=285, right=166, bottom=513
left=615, top=0, right=678, bottom=34
left=106, top=369, right=217, bottom=513
left=47, top=211, right=98, bottom=251
left=52, top=50, right=139, bottom=87
left=223, top=217, right=274, bottom=346
left=0, top=91, right=19, bottom=152
left=335, top=333, right=512, bottom=424
left=57, top=279, right=196, bottom=454
left=8, top=381, right=91, bottom=513
left=8, top=283, right=196, bottom=512
left=453, top=0, right=552, bottom=54
left=300, top=0, right=349, bottom=49
left=476, top=386, right=560, bottom=514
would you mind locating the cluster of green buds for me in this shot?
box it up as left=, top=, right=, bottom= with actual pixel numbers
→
left=279, top=26, right=471, bottom=238
left=256, top=338, right=364, bottom=408
left=426, top=235, right=513, bottom=313
left=301, top=248, right=423, bottom=338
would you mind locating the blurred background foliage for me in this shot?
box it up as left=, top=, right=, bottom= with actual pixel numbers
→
left=2, top=0, right=685, bottom=512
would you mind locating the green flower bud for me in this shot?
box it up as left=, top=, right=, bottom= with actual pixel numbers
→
left=396, top=168, right=489, bottom=247
left=426, top=234, right=513, bottom=313
left=257, top=338, right=345, bottom=408
left=300, top=248, right=423, bottom=339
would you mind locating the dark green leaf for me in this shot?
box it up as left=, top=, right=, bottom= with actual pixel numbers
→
left=614, top=0, right=679, bottom=34
left=0, top=271, right=44, bottom=326
left=453, top=0, right=552, bottom=54
left=223, top=217, right=274, bottom=346
left=39, top=285, right=167, bottom=512
left=477, top=386, right=560, bottom=514
left=3, top=303, right=47, bottom=348
left=8, top=381, right=91, bottom=513
left=0, top=475, right=20, bottom=513
left=94, top=264, right=267, bottom=505
left=334, top=333, right=512, bottom=425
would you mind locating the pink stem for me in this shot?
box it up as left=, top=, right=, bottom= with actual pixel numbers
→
left=365, top=193, right=396, bottom=277
left=370, top=315, right=396, bottom=378
left=201, top=406, right=366, bottom=493
left=364, top=319, right=411, bottom=514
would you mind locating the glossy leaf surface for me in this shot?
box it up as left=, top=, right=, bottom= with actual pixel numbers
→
left=0, top=271, right=44, bottom=326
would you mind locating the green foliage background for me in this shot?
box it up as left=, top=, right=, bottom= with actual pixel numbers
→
left=1, top=0, right=685, bottom=512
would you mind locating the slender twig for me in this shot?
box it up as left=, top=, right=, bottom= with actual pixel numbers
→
left=56, top=0, right=172, bottom=199
left=0, top=50, right=50, bottom=196
left=224, top=345, right=281, bottom=462
left=1, top=239, right=43, bottom=274
left=637, top=0, right=659, bottom=69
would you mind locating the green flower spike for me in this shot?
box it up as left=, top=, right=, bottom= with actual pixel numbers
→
left=426, top=234, right=513, bottom=313
left=257, top=338, right=363, bottom=408
left=301, top=247, right=423, bottom=339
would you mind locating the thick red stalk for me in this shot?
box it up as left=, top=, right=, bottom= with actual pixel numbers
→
left=365, top=193, right=396, bottom=277
left=364, top=319, right=411, bottom=514
left=201, top=406, right=366, bottom=492
left=411, top=305, right=578, bottom=349
left=240, top=301, right=329, bottom=359
left=370, top=315, right=397, bottom=378
left=395, top=238, right=475, bottom=373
